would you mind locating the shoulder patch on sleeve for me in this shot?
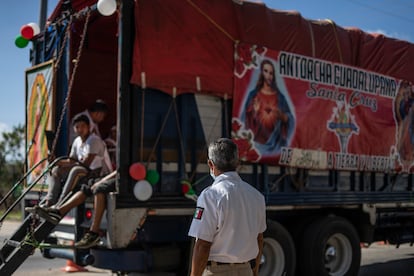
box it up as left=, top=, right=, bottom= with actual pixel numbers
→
left=193, top=207, right=204, bottom=220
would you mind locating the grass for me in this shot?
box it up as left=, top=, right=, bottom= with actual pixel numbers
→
left=1, top=208, right=23, bottom=221
left=6, top=210, right=23, bottom=221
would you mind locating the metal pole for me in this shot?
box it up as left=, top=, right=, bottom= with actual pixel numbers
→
left=118, top=0, right=135, bottom=197
left=39, top=0, right=48, bottom=30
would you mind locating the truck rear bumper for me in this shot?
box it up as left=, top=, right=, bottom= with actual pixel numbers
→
left=91, top=248, right=151, bottom=272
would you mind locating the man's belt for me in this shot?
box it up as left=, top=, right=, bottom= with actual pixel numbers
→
left=207, top=259, right=256, bottom=268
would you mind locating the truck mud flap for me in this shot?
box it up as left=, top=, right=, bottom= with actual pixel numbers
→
left=91, top=248, right=151, bottom=272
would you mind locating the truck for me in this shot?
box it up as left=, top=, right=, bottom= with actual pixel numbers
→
left=1, top=0, right=414, bottom=275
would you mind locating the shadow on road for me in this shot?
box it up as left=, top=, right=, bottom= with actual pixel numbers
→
left=359, top=257, right=414, bottom=276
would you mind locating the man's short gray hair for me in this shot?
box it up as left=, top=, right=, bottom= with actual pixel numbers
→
left=208, top=138, right=239, bottom=172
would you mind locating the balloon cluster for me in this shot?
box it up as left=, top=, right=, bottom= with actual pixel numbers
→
left=129, top=162, right=160, bottom=201
left=181, top=180, right=196, bottom=196
left=15, top=22, right=40, bottom=48
left=15, top=0, right=116, bottom=49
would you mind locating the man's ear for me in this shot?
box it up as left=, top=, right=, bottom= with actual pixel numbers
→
left=207, top=159, right=214, bottom=169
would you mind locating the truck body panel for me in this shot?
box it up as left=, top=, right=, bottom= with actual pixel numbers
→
left=20, top=0, right=414, bottom=275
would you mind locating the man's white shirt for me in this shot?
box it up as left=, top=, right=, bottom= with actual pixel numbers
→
left=188, top=171, right=266, bottom=263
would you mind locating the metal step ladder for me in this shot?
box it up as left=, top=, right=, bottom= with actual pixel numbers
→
left=0, top=215, right=58, bottom=275
left=0, top=157, right=66, bottom=275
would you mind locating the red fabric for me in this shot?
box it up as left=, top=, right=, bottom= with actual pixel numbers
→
left=131, top=0, right=414, bottom=98
left=48, top=0, right=118, bottom=136
left=132, top=0, right=237, bottom=97
left=48, top=0, right=414, bottom=98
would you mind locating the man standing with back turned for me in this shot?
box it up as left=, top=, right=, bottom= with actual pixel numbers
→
left=188, top=138, right=267, bottom=276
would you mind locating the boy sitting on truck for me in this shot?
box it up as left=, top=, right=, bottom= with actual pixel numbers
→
left=69, top=99, right=109, bottom=143
left=43, top=114, right=111, bottom=207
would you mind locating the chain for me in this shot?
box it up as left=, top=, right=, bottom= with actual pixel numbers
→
left=50, top=10, right=91, bottom=157
left=53, top=16, right=73, bottom=80
left=34, top=17, right=74, bottom=207
left=36, top=10, right=91, bottom=209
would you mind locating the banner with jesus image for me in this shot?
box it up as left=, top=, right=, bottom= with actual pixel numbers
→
left=232, top=43, right=413, bottom=173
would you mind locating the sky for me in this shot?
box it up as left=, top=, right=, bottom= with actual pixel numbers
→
left=0, top=0, right=59, bottom=136
left=0, top=0, right=413, bottom=136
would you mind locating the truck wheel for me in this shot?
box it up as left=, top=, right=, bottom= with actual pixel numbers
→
left=299, top=216, right=361, bottom=276
left=260, top=220, right=296, bottom=276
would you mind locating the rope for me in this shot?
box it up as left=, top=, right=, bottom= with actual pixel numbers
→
left=172, top=98, right=189, bottom=178
left=185, top=0, right=236, bottom=42
left=140, top=89, right=145, bottom=162
left=307, top=21, right=316, bottom=57
left=21, top=232, right=39, bottom=248
left=326, top=19, right=343, bottom=63
left=188, top=104, right=221, bottom=182
left=53, top=17, right=73, bottom=76
left=50, top=10, right=91, bottom=157
left=145, top=101, right=174, bottom=168
left=19, top=231, right=71, bottom=250
left=36, top=11, right=91, bottom=204
left=25, top=19, right=72, bottom=163
left=223, top=94, right=229, bottom=135
left=32, top=18, right=73, bottom=205
left=144, top=0, right=237, bottom=183
left=145, top=96, right=192, bottom=182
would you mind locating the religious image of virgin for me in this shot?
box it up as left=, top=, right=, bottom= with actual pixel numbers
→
left=240, top=59, right=295, bottom=156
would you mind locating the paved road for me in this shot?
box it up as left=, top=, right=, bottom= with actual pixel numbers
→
left=2, top=220, right=414, bottom=275
left=0, top=220, right=109, bottom=276
left=359, top=243, right=414, bottom=276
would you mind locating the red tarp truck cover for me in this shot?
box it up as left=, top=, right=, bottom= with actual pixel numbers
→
left=50, top=0, right=414, bottom=172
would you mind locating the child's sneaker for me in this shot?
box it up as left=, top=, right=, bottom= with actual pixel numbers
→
left=24, top=206, right=38, bottom=214
left=75, top=231, right=100, bottom=249
left=36, top=206, right=62, bottom=225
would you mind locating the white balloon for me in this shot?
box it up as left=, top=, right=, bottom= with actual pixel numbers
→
left=97, top=0, right=117, bottom=16
left=28, top=22, right=40, bottom=36
left=133, top=180, right=153, bottom=201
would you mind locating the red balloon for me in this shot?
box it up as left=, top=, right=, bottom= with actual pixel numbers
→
left=20, top=25, right=34, bottom=40
left=181, top=180, right=192, bottom=194
left=129, top=163, right=146, bottom=180
left=181, top=183, right=190, bottom=194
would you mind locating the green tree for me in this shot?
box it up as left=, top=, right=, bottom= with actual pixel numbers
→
left=1, top=124, right=24, bottom=162
left=0, top=124, right=25, bottom=207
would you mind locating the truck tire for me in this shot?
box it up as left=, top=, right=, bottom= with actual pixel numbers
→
left=260, top=220, right=296, bottom=276
left=299, top=216, right=361, bottom=276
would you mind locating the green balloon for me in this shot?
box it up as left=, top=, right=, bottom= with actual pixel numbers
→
left=146, top=169, right=160, bottom=185
left=15, top=35, right=29, bottom=48
left=187, top=188, right=195, bottom=195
